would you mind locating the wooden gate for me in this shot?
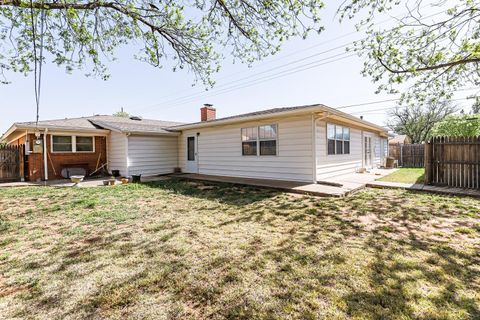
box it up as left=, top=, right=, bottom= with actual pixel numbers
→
left=424, top=137, right=480, bottom=189
left=0, top=145, right=23, bottom=182
left=389, top=143, right=425, bottom=168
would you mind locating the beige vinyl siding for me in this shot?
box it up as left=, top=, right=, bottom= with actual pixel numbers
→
left=128, top=135, right=178, bottom=176
left=315, top=120, right=384, bottom=180
left=315, top=120, right=363, bottom=180
left=178, top=115, right=314, bottom=182
left=108, top=131, right=128, bottom=176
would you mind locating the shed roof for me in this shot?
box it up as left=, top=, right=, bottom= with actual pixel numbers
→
left=389, top=134, right=410, bottom=144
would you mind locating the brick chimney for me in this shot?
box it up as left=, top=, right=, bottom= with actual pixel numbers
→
left=201, top=104, right=216, bottom=121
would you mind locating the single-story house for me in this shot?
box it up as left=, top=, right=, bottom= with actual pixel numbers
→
left=2, top=116, right=182, bottom=181
left=2, top=104, right=389, bottom=183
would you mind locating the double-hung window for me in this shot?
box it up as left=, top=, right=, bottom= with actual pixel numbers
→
left=242, top=124, right=277, bottom=156
left=51, top=135, right=94, bottom=153
left=327, top=124, right=350, bottom=155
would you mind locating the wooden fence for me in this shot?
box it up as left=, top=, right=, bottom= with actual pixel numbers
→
left=424, top=137, right=480, bottom=189
left=389, top=143, right=425, bottom=168
left=0, top=145, right=24, bottom=182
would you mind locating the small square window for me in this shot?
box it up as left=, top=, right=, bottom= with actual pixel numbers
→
left=52, top=136, right=72, bottom=152
left=76, top=136, right=94, bottom=152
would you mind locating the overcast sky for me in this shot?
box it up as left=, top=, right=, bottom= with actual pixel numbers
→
left=0, top=2, right=475, bottom=134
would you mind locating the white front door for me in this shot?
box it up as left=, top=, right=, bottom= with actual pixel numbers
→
left=186, top=136, right=198, bottom=173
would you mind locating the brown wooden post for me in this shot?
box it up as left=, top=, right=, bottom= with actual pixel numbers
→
left=424, top=139, right=431, bottom=185
left=19, top=144, right=25, bottom=181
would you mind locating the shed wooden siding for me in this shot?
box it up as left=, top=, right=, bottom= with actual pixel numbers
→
left=178, top=115, right=314, bottom=182
left=108, top=131, right=128, bottom=176
left=315, top=120, right=384, bottom=180
left=127, top=135, right=178, bottom=176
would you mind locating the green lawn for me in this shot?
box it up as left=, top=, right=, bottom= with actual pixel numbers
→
left=378, top=168, right=425, bottom=184
left=0, top=180, right=479, bottom=319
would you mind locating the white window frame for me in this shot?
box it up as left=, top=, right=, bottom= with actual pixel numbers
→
left=241, top=124, right=278, bottom=156
left=51, top=135, right=95, bottom=153
left=327, top=123, right=351, bottom=156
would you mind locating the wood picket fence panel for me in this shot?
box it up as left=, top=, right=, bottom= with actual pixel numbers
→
left=389, top=143, right=425, bottom=168
left=424, top=137, right=480, bottom=189
left=0, top=145, right=23, bottom=182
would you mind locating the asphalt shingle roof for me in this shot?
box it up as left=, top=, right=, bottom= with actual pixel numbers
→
left=171, top=104, right=323, bottom=128
left=15, top=115, right=184, bottom=134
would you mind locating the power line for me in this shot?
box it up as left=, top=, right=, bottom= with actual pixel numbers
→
left=135, top=48, right=354, bottom=113
left=128, top=7, right=447, bottom=113
left=143, top=53, right=356, bottom=112
left=348, top=96, right=479, bottom=115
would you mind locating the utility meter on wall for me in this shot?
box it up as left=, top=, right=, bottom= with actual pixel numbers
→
left=33, top=139, right=43, bottom=153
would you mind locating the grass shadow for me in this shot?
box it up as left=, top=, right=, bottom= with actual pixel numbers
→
left=139, top=178, right=281, bottom=206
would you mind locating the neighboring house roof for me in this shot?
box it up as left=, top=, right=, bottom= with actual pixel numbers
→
left=389, top=134, right=410, bottom=144
left=171, top=104, right=388, bottom=134
left=2, top=115, right=184, bottom=140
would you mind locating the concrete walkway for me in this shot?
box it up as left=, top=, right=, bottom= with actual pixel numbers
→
left=171, top=169, right=396, bottom=197
left=367, top=180, right=480, bottom=198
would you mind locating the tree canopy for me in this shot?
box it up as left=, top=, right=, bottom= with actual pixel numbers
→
left=1, top=0, right=478, bottom=112
left=113, top=109, right=130, bottom=118
left=0, top=0, right=324, bottom=85
left=338, top=0, right=480, bottom=107
left=431, top=114, right=480, bottom=137
left=387, top=101, right=456, bottom=143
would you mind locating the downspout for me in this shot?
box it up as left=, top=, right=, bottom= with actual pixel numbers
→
left=105, top=135, right=109, bottom=173
left=126, top=132, right=130, bottom=177
left=311, top=112, right=330, bottom=184
left=43, top=128, right=48, bottom=181
left=311, top=114, right=317, bottom=184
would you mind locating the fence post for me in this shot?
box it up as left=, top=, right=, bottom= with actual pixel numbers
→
left=424, top=140, right=430, bottom=185
left=400, top=143, right=403, bottom=167
left=19, top=144, right=25, bottom=182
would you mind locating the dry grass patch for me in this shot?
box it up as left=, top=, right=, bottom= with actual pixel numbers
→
left=0, top=179, right=479, bottom=319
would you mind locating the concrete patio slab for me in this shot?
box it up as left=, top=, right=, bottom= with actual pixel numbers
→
left=171, top=170, right=397, bottom=197
left=171, top=173, right=347, bottom=197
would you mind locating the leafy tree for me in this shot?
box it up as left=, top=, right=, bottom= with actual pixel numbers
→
left=0, top=0, right=324, bottom=85
left=338, top=1, right=480, bottom=108
left=431, top=114, right=480, bottom=137
left=388, top=101, right=456, bottom=144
